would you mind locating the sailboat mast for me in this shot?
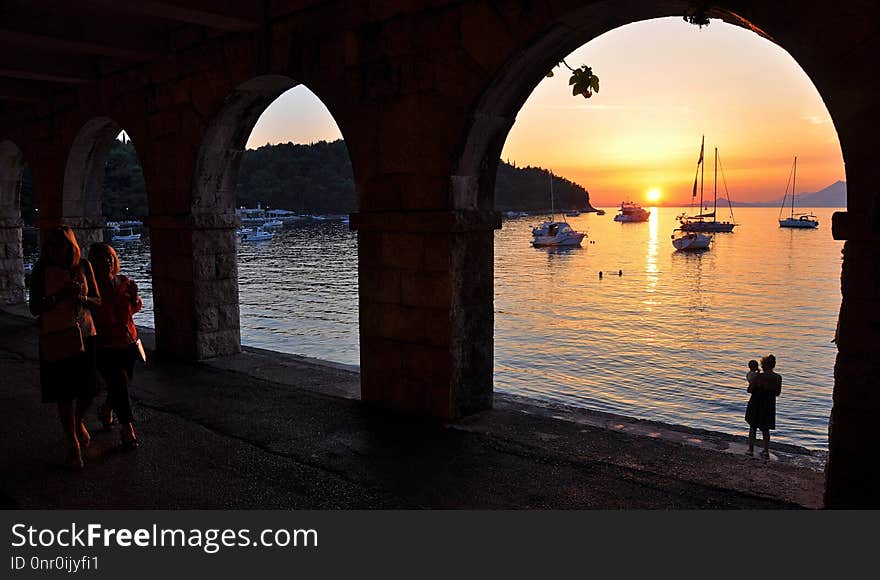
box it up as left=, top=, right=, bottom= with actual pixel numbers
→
left=791, top=156, right=797, bottom=218
left=698, top=137, right=704, bottom=217
left=713, top=147, right=718, bottom=223
left=549, top=173, right=554, bottom=220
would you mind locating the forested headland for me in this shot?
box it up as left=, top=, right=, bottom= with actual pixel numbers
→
left=19, top=139, right=595, bottom=223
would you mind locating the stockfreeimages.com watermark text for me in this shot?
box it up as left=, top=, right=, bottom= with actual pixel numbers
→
left=10, top=523, right=318, bottom=554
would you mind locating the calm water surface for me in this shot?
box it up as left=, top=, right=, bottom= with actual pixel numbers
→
left=38, top=207, right=839, bottom=450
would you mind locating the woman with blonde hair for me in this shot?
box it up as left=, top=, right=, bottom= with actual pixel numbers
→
left=29, top=226, right=101, bottom=470
left=89, top=242, right=142, bottom=450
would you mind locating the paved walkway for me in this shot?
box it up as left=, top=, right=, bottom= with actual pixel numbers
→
left=0, top=308, right=825, bottom=509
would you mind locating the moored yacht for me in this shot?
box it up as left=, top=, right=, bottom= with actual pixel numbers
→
left=613, top=201, right=650, bottom=222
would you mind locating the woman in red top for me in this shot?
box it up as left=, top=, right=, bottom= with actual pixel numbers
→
left=29, top=226, right=101, bottom=470
left=88, top=242, right=142, bottom=450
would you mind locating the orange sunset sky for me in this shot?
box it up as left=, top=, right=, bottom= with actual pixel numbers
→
left=246, top=17, right=845, bottom=207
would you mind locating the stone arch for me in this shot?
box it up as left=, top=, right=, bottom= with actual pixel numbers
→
left=452, top=4, right=846, bottom=211
left=185, top=75, right=356, bottom=360
left=193, top=75, right=298, bottom=217
left=62, top=117, right=124, bottom=250
left=451, top=4, right=864, bottom=505
left=0, top=139, right=25, bottom=304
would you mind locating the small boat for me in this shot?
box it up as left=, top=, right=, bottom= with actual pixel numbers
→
left=236, top=227, right=253, bottom=235
left=531, top=174, right=586, bottom=247
left=24, top=261, right=33, bottom=274
left=779, top=156, right=818, bottom=229
left=596, top=209, right=606, bottom=216
left=613, top=201, right=650, bottom=222
left=532, top=221, right=586, bottom=247
left=679, top=145, right=736, bottom=233
left=239, top=227, right=274, bottom=242
left=672, top=229, right=711, bottom=251
left=262, top=219, right=283, bottom=228
left=112, top=228, right=141, bottom=242
left=564, top=210, right=580, bottom=217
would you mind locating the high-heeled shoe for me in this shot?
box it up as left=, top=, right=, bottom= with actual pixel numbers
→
left=98, top=403, right=114, bottom=431
left=77, top=422, right=91, bottom=448
left=120, top=424, right=139, bottom=451
left=66, top=445, right=84, bottom=470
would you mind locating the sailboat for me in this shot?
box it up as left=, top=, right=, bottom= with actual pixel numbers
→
left=679, top=146, right=736, bottom=233
left=531, top=174, right=586, bottom=247
left=672, top=137, right=712, bottom=251
left=778, top=156, right=818, bottom=228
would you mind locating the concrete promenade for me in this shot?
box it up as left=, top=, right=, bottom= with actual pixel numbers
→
left=0, top=308, right=825, bottom=509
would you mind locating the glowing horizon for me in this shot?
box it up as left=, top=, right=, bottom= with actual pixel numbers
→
left=247, top=17, right=845, bottom=206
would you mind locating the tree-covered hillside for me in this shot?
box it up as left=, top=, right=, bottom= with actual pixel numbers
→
left=92, top=139, right=593, bottom=217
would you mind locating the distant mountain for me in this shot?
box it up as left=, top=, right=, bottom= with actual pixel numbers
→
left=719, top=180, right=846, bottom=208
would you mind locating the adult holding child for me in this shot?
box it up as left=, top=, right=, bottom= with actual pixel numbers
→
left=29, top=226, right=101, bottom=470
left=745, top=354, right=783, bottom=459
left=88, top=242, right=142, bottom=450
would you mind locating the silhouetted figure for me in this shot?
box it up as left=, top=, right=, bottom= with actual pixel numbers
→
left=89, top=243, right=142, bottom=450
left=745, top=354, right=782, bottom=459
left=29, top=226, right=101, bottom=470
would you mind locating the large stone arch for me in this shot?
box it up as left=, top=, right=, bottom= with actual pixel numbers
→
left=451, top=2, right=877, bottom=507
left=61, top=117, right=124, bottom=251
left=182, top=75, right=356, bottom=359
left=0, top=140, right=25, bottom=304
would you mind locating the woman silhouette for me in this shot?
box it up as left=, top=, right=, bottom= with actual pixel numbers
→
left=745, top=354, right=782, bottom=459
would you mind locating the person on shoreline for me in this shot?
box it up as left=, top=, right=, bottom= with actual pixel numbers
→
left=88, top=242, right=142, bottom=450
left=28, top=226, right=101, bottom=470
left=745, top=354, right=782, bottom=459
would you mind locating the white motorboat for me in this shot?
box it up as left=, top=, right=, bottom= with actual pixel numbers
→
left=679, top=145, right=736, bottom=233
left=240, top=227, right=274, bottom=242
left=613, top=201, right=650, bottom=222
left=779, top=157, right=818, bottom=229
left=532, top=221, right=586, bottom=247
left=672, top=229, right=711, bottom=251
left=112, top=228, right=141, bottom=242
left=531, top=174, right=586, bottom=247
left=236, top=227, right=253, bottom=235
left=262, top=219, right=283, bottom=228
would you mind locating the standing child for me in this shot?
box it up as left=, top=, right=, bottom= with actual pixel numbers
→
left=746, top=360, right=760, bottom=393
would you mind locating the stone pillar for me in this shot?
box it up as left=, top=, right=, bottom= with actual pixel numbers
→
left=147, top=212, right=241, bottom=360
left=63, top=216, right=107, bottom=257
left=353, top=209, right=500, bottom=419
left=825, top=210, right=880, bottom=507
left=0, top=216, right=24, bottom=305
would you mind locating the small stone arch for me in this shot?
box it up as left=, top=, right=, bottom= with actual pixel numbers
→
left=0, top=139, right=25, bottom=304
left=193, top=75, right=298, bottom=217
left=62, top=117, right=124, bottom=250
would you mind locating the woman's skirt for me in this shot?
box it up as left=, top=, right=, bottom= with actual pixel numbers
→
left=40, top=336, right=97, bottom=403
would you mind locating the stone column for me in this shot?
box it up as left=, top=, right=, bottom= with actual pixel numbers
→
left=147, top=212, right=241, bottom=360
left=825, top=210, right=880, bottom=507
left=0, top=216, right=24, bottom=305
left=63, top=216, right=107, bottom=257
left=352, top=209, right=500, bottom=419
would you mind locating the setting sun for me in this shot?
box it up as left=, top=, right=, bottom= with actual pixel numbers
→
left=646, top=188, right=662, bottom=203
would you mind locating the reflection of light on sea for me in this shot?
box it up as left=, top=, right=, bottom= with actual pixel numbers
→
left=646, top=207, right=659, bottom=297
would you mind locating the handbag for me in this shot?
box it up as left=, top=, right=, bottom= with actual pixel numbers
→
left=41, top=323, right=85, bottom=362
